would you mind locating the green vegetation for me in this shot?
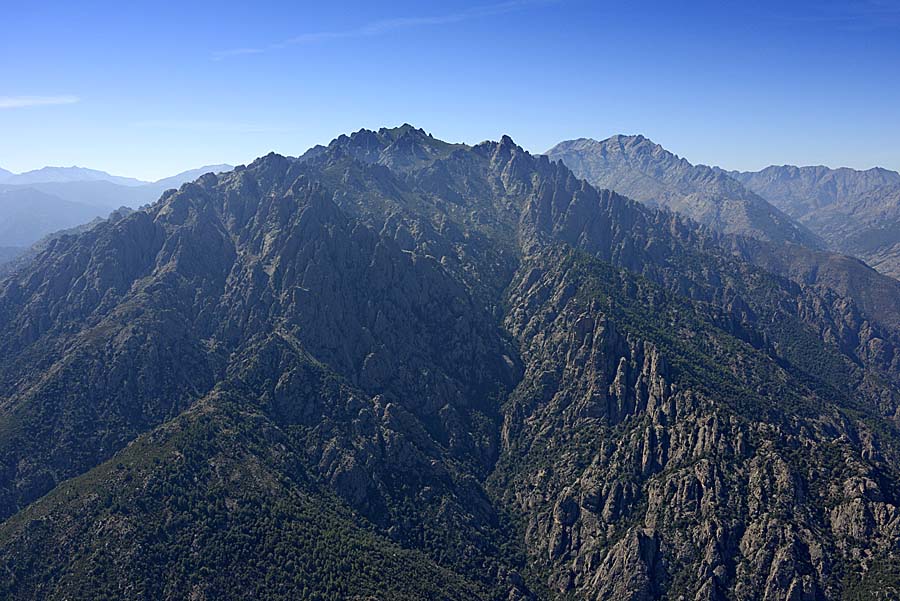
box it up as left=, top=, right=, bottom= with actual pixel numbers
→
left=0, top=399, right=488, bottom=601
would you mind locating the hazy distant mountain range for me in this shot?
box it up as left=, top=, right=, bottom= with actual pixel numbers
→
left=547, top=136, right=900, bottom=279
left=2, top=126, right=900, bottom=599
left=545, top=135, right=822, bottom=248
left=0, top=187, right=103, bottom=247
left=0, top=163, right=232, bottom=260
left=0, top=165, right=148, bottom=187
left=731, top=165, right=900, bottom=215
left=730, top=166, right=900, bottom=278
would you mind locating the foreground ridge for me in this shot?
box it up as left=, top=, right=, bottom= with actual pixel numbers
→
left=0, top=127, right=899, bottom=600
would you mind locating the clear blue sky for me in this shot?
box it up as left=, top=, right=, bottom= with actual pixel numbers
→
left=2, top=0, right=899, bottom=180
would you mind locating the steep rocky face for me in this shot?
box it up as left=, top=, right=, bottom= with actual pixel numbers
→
left=733, top=165, right=900, bottom=279
left=0, top=161, right=521, bottom=592
left=2, top=127, right=900, bottom=600
left=493, top=245, right=900, bottom=599
left=545, top=136, right=821, bottom=248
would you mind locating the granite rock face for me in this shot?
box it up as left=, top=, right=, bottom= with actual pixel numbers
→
left=1, top=127, right=900, bottom=600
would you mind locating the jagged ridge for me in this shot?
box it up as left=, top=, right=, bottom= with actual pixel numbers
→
left=1, top=127, right=900, bottom=600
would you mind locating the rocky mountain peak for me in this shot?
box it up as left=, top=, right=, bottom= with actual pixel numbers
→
left=378, top=122, right=429, bottom=139
left=314, top=124, right=467, bottom=173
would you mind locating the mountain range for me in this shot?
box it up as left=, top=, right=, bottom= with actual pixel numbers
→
left=0, top=187, right=104, bottom=247
left=545, top=135, right=822, bottom=248
left=1, top=125, right=900, bottom=599
left=730, top=166, right=900, bottom=278
left=0, top=163, right=233, bottom=263
left=0, top=165, right=148, bottom=187
left=546, top=136, right=900, bottom=282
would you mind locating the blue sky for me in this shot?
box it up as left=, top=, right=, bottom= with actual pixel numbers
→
left=2, top=0, right=899, bottom=180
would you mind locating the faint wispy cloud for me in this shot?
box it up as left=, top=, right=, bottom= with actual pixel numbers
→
left=0, top=95, right=79, bottom=109
left=132, top=119, right=292, bottom=134
left=213, top=0, right=558, bottom=60
left=773, top=1, right=900, bottom=31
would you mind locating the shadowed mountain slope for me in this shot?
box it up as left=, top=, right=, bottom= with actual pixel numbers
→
left=1, top=126, right=900, bottom=600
